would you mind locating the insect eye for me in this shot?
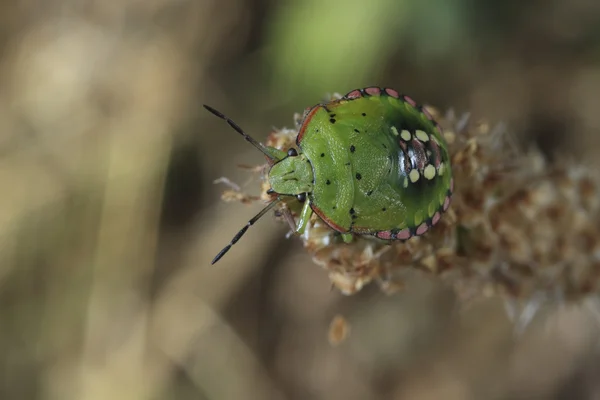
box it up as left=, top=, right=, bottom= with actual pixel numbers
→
left=287, top=148, right=298, bottom=157
left=296, top=193, right=306, bottom=203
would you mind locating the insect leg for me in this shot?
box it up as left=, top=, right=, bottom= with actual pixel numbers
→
left=295, top=200, right=313, bottom=235
left=341, top=233, right=353, bottom=243
left=279, top=206, right=297, bottom=233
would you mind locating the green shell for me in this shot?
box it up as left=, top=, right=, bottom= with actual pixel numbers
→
left=297, top=87, right=453, bottom=240
left=206, top=86, right=454, bottom=264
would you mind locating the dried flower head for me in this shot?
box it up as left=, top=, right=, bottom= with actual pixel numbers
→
left=218, top=92, right=600, bottom=315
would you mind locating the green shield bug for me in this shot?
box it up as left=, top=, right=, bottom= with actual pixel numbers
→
left=206, top=86, right=454, bottom=264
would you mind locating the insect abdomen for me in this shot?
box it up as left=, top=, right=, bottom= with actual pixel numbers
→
left=299, top=87, right=454, bottom=240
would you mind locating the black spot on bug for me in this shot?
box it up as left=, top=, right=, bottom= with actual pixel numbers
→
left=349, top=208, right=355, bottom=214
left=333, top=206, right=336, bottom=210
left=320, top=153, right=325, bottom=157
left=345, top=162, right=351, bottom=166
left=326, top=179, right=331, bottom=185
left=362, top=113, right=366, bottom=117
left=350, top=145, right=356, bottom=153
left=354, top=129, right=360, bottom=133
left=356, top=173, right=362, bottom=180
left=330, top=118, right=336, bottom=124
left=382, top=144, right=387, bottom=149
left=367, top=190, right=373, bottom=196
left=352, top=214, right=358, bottom=220
left=382, top=207, right=387, bottom=212
left=330, top=113, right=336, bottom=118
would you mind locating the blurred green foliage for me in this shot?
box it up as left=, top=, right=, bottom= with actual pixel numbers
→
left=265, top=0, right=466, bottom=101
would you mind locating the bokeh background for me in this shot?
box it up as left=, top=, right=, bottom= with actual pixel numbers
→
left=2, top=1, right=600, bottom=399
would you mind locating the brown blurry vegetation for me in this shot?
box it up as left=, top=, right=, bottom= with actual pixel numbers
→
left=1, top=1, right=600, bottom=399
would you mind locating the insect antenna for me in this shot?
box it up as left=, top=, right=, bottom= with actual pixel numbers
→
left=212, top=199, right=280, bottom=264
left=204, top=104, right=277, bottom=162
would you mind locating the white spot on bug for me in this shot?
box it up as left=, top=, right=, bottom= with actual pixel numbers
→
left=391, top=126, right=399, bottom=136
left=400, top=130, right=412, bottom=141
left=424, top=164, right=436, bottom=180
left=438, top=162, right=446, bottom=176
left=409, top=169, right=420, bottom=183
left=403, top=177, right=409, bottom=188
left=415, top=130, right=429, bottom=142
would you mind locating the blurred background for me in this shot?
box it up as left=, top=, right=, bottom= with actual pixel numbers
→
left=1, top=0, right=600, bottom=399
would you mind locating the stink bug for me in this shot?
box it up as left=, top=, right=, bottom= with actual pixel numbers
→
left=206, top=86, right=454, bottom=264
